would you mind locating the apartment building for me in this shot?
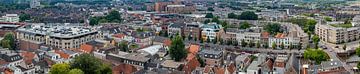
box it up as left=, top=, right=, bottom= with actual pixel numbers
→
left=201, top=23, right=223, bottom=41
left=236, top=27, right=262, bottom=44
left=315, top=21, right=360, bottom=44
left=184, top=22, right=201, bottom=40
left=16, top=23, right=103, bottom=49
left=0, top=14, right=19, bottom=23
left=165, top=4, right=196, bottom=14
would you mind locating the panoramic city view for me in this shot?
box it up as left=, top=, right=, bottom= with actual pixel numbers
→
left=1, top=0, right=360, bottom=74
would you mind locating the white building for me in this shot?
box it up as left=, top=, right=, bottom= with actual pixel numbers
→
left=236, top=27, right=262, bottom=44
left=30, top=0, right=41, bottom=8
left=0, top=14, right=19, bottom=23
left=201, top=23, right=222, bottom=41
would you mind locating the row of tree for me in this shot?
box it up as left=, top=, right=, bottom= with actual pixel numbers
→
left=50, top=54, right=112, bottom=74
left=89, top=10, right=122, bottom=26
left=228, top=11, right=258, bottom=20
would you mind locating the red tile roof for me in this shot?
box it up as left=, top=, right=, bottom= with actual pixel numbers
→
left=275, top=33, right=286, bottom=38
left=182, top=57, right=200, bottom=74
left=214, top=67, right=225, bottom=74
left=20, top=51, right=36, bottom=65
left=227, top=63, right=236, bottom=74
left=188, top=44, right=200, bottom=54
left=203, top=66, right=212, bottom=73
left=113, top=34, right=126, bottom=38
left=80, top=44, right=93, bottom=53
left=261, top=32, right=270, bottom=38
left=55, top=50, right=70, bottom=59
left=186, top=54, right=195, bottom=61
left=4, top=68, right=13, bottom=74
left=112, top=63, right=138, bottom=74
left=164, top=39, right=172, bottom=46
left=0, top=59, right=8, bottom=65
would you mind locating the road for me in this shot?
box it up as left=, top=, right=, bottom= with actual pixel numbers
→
left=321, top=41, right=354, bottom=74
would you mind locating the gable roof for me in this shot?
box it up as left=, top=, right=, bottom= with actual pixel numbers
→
left=164, top=39, right=172, bottom=46
left=188, top=44, right=200, bottom=54
left=113, top=34, right=126, bottom=38
left=213, top=67, right=225, bottom=74
left=182, top=57, right=200, bottom=74
left=227, top=63, right=236, bottom=74
left=112, top=63, right=138, bottom=74
left=79, top=44, right=93, bottom=53
left=55, top=50, right=70, bottom=59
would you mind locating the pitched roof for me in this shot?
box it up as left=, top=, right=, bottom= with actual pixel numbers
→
left=79, top=44, right=93, bottom=53
left=275, top=33, right=286, bottom=38
left=203, top=66, right=212, bottom=73
left=227, top=63, right=236, bottom=74
left=20, top=51, right=36, bottom=65
left=112, top=63, right=138, bottom=74
left=188, top=44, right=200, bottom=54
left=55, top=50, right=70, bottom=59
left=164, top=39, right=172, bottom=46
left=213, top=67, right=225, bottom=74
left=261, top=32, right=270, bottom=38
left=182, top=57, right=200, bottom=74
left=113, top=34, right=126, bottom=38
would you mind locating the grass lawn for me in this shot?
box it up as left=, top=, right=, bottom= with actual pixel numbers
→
left=330, top=24, right=353, bottom=28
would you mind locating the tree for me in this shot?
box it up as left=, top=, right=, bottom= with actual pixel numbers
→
left=312, top=35, right=320, bottom=49
left=70, top=54, right=112, bottom=74
left=256, top=41, right=261, bottom=48
left=219, top=38, right=224, bottom=45
left=289, top=43, right=293, bottom=49
left=204, top=19, right=211, bottom=24
left=356, top=47, right=360, bottom=56
left=206, top=36, right=211, bottom=43
left=89, top=17, right=99, bottom=26
left=249, top=40, right=255, bottom=48
left=1, top=32, right=15, bottom=50
left=226, top=39, right=232, bottom=45
left=220, top=21, right=228, bottom=30
left=304, top=48, right=329, bottom=64
left=118, top=41, right=129, bottom=52
left=68, top=69, right=84, bottom=74
left=211, top=17, right=220, bottom=24
left=227, top=13, right=237, bottom=19
left=233, top=40, right=238, bottom=46
left=344, top=18, right=352, bottom=24
left=239, top=11, right=258, bottom=20
left=343, top=44, right=347, bottom=50
left=272, top=42, right=276, bottom=49
left=169, top=35, right=187, bottom=61
left=324, top=17, right=332, bottom=22
left=200, top=38, right=204, bottom=43
left=187, top=35, right=192, bottom=41
left=50, top=63, right=71, bottom=74
left=241, top=40, right=247, bottom=47
left=207, top=7, right=214, bottom=11
left=106, top=10, right=122, bottom=23
left=287, top=18, right=317, bottom=34
left=213, top=36, right=218, bottom=44
left=280, top=42, right=285, bottom=49
left=357, top=62, right=360, bottom=69
left=264, top=23, right=282, bottom=35
left=205, top=13, right=214, bottom=18
left=239, top=22, right=251, bottom=29
left=127, top=7, right=133, bottom=11
left=19, top=13, right=30, bottom=22
left=197, top=55, right=206, bottom=67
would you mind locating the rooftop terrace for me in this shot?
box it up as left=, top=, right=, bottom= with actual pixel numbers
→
left=17, top=23, right=100, bottom=38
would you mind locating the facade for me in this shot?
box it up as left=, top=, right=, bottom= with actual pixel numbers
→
left=165, top=4, right=196, bottom=14
left=107, top=52, right=150, bottom=66
left=201, top=23, right=223, bottom=41
left=155, top=2, right=174, bottom=13
left=0, top=14, right=19, bottom=23
left=16, top=23, right=103, bottom=49
left=315, top=21, right=360, bottom=44
left=184, top=22, right=201, bottom=40
left=168, top=23, right=184, bottom=37
left=236, top=27, right=262, bottom=44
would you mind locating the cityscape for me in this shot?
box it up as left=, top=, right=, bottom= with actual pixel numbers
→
left=0, top=0, right=360, bottom=74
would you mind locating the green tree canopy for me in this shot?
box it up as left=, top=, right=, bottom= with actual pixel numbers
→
left=118, top=41, right=129, bottom=52
left=205, top=13, right=214, bottom=18
left=239, top=11, right=258, bottom=20
left=207, top=7, right=214, bottom=11
left=312, top=35, right=320, bottom=49
left=228, top=13, right=237, bottom=19
left=239, top=22, right=251, bottom=29
left=264, top=23, right=283, bottom=35
left=19, top=13, right=30, bottom=22
left=169, top=35, right=187, bottom=61
left=70, top=54, right=112, bottom=74
left=50, top=63, right=71, bottom=74
left=286, top=18, right=317, bottom=34
left=356, top=46, right=360, bottom=56
left=68, top=69, right=84, bottom=74
left=304, top=48, right=329, bottom=64
left=106, top=10, right=122, bottom=23
left=1, top=32, right=15, bottom=50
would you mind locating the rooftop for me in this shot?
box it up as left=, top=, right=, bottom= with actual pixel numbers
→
left=17, top=23, right=100, bottom=38
left=330, top=23, right=353, bottom=28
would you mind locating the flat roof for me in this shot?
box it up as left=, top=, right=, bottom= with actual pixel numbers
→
left=17, top=23, right=100, bottom=38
